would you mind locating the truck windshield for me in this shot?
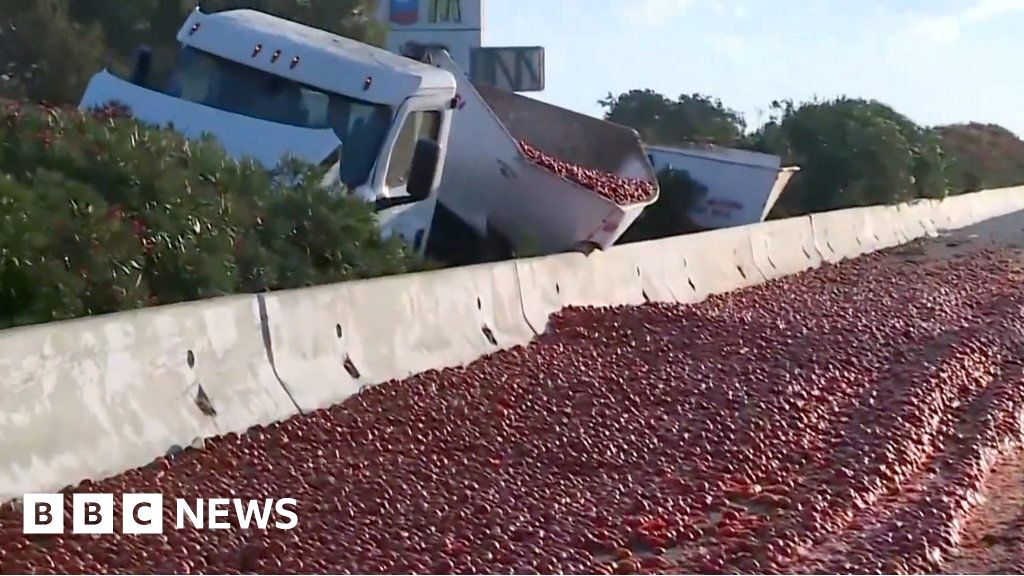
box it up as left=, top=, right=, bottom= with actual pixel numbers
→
left=165, top=46, right=392, bottom=187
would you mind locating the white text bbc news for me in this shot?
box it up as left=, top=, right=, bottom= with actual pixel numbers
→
left=22, top=494, right=298, bottom=535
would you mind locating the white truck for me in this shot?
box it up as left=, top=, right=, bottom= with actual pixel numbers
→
left=81, top=9, right=456, bottom=257
left=79, top=8, right=659, bottom=264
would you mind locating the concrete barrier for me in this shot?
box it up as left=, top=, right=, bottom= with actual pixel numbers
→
left=515, top=226, right=766, bottom=331
left=866, top=205, right=908, bottom=249
left=3, top=186, right=1022, bottom=499
left=1011, top=187, right=1024, bottom=212
left=591, top=240, right=701, bottom=305
left=261, top=263, right=535, bottom=413
left=0, top=295, right=294, bottom=500
left=982, top=186, right=1024, bottom=219
left=896, top=200, right=939, bottom=241
left=1005, top=188, right=1024, bottom=213
left=930, top=188, right=1023, bottom=233
left=514, top=251, right=645, bottom=334
left=962, top=191, right=997, bottom=226
left=810, top=207, right=872, bottom=263
left=515, top=225, right=764, bottom=330
left=676, top=226, right=766, bottom=297
left=813, top=203, right=906, bottom=261
left=933, top=194, right=980, bottom=232
left=749, top=217, right=821, bottom=280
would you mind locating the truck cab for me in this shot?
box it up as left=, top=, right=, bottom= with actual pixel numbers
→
left=79, top=8, right=458, bottom=256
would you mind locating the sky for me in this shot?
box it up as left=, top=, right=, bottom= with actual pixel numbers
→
left=481, top=0, right=1024, bottom=136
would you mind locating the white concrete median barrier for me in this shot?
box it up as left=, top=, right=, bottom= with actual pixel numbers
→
left=935, top=192, right=985, bottom=231
left=678, top=226, right=766, bottom=297
left=810, top=207, right=872, bottom=263
left=983, top=186, right=1024, bottom=219
left=896, top=200, right=939, bottom=241
left=866, top=205, right=908, bottom=249
left=750, top=217, right=821, bottom=280
left=515, top=225, right=763, bottom=331
left=0, top=295, right=294, bottom=500
left=596, top=240, right=701, bottom=305
left=514, top=252, right=631, bottom=334
left=261, top=262, right=535, bottom=413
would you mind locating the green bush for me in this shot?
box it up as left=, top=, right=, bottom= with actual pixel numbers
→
left=936, top=123, right=1024, bottom=193
left=0, top=100, right=417, bottom=329
left=748, top=98, right=952, bottom=218
left=599, top=90, right=747, bottom=148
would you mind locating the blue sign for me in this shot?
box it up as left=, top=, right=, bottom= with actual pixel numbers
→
left=390, top=0, right=419, bottom=25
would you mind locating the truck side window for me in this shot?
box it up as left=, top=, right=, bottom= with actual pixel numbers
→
left=386, top=111, right=442, bottom=189
left=428, top=0, right=462, bottom=23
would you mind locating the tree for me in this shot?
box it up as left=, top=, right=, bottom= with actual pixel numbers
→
left=599, top=89, right=747, bottom=147
left=936, top=123, right=1024, bottom=193
left=0, top=0, right=106, bottom=104
left=67, top=0, right=160, bottom=61
left=748, top=98, right=952, bottom=218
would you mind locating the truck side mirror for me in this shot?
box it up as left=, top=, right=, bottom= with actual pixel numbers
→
left=130, top=45, right=153, bottom=87
left=407, top=138, right=441, bottom=201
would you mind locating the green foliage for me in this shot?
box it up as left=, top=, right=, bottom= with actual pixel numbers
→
left=0, top=170, right=151, bottom=326
left=747, top=98, right=952, bottom=218
left=599, top=89, right=746, bottom=147
left=599, top=88, right=1023, bottom=218
left=619, top=168, right=708, bottom=243
left=0, top=0, right=107, bottom=103
left=936, top=123, right=1024, bottom=193
left=0, top=101, right=417, bottom=329
left=0, top=0, right=383, bottom=105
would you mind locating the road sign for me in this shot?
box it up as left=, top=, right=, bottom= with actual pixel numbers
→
left=470, top=46, right=545, bottom=93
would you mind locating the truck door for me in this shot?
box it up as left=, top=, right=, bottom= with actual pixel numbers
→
left=384, top=109, right=443, bottom=194
left=373, top=101, right=449, bottom=254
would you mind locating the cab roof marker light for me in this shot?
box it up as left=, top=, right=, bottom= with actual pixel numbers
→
left=363, top=76, right=373, bottom=91
left=290, top=56, right=300, bottom=69
left=189, top=22, right=201, bottom=35
left=252, top=44, right=263, bottom=57
left=271, top=49, right=282, bottom=63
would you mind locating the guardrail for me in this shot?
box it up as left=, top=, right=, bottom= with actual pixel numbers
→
left=2, top=186, right=1023, bottom=499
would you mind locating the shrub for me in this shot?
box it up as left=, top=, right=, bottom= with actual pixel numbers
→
left=599, top=90, right=747, bottom=148
left=0, top=100, right=417, bottom=329
left=749, top=98, right=952, bottom=218
left=936, top=123, right=1024, bottom=193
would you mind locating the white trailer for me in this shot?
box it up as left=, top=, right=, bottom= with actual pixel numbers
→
left=646, top=145, right=801, bottom=229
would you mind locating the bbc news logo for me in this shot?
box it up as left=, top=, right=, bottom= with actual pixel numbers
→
left=22, top=494, right=298, bottom=534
